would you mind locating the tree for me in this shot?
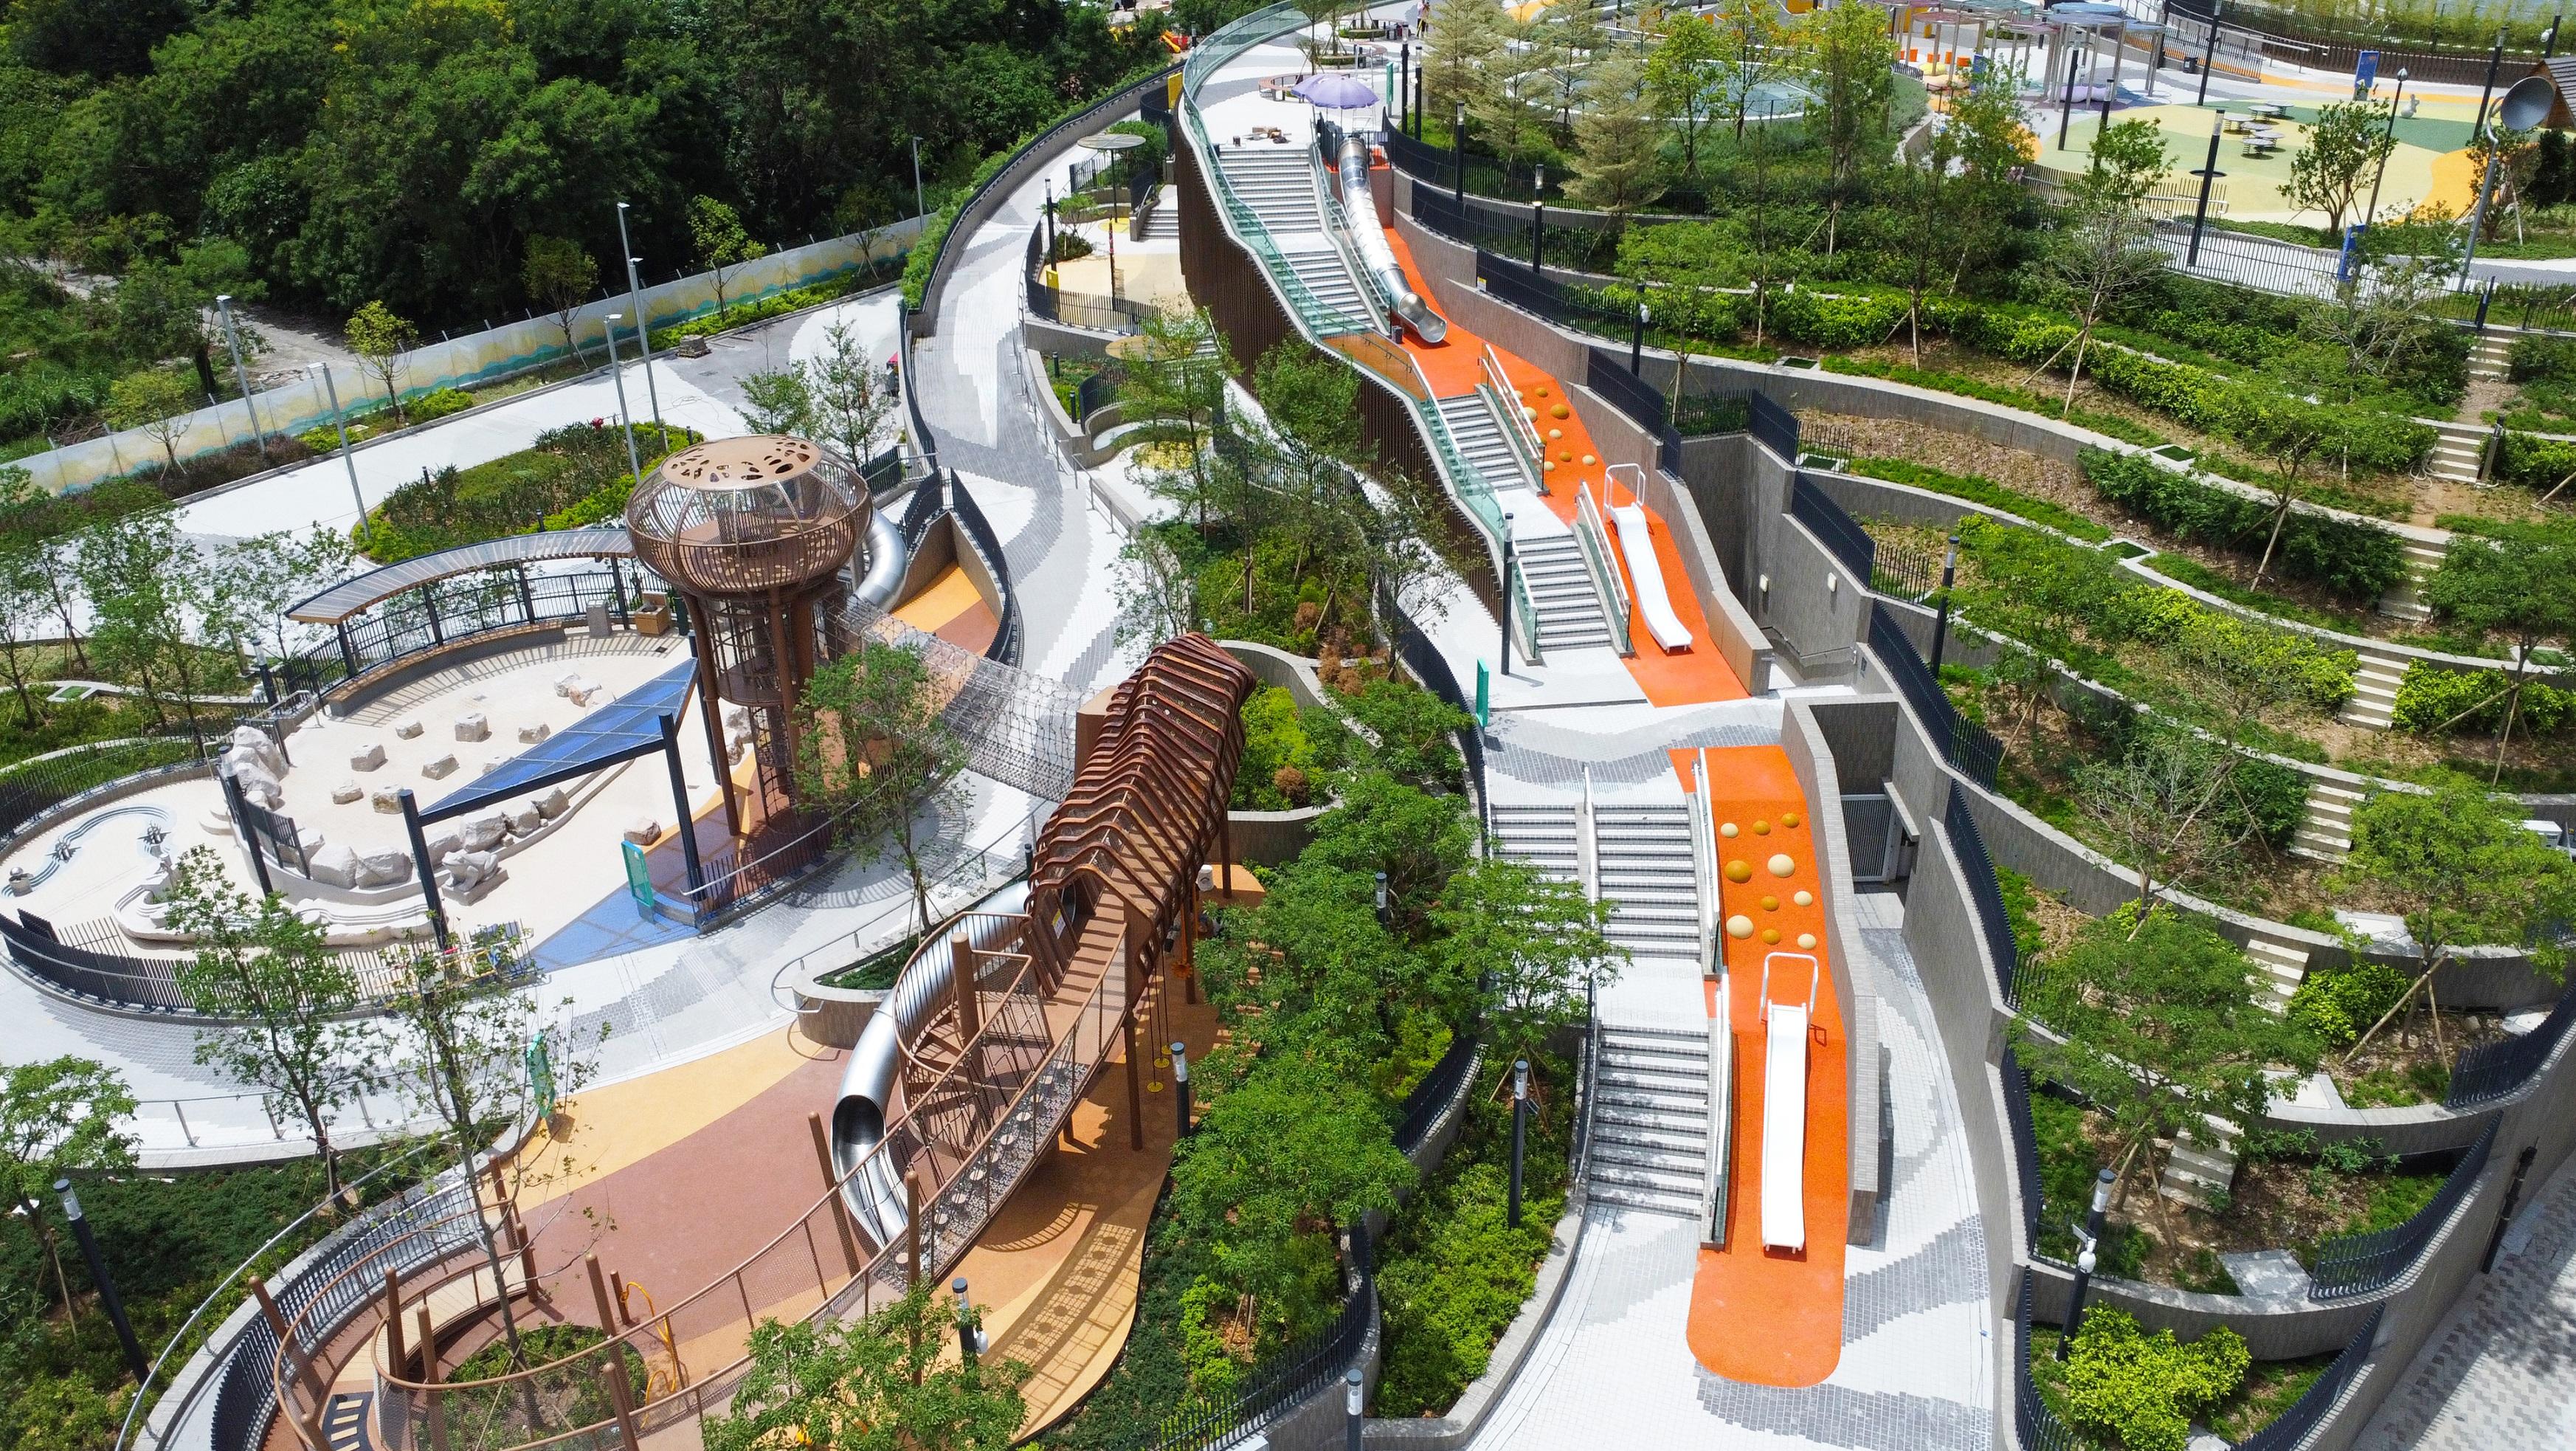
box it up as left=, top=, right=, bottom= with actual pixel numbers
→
left=1710, top=0, right=1793, bottom=142
left=1168, top=1052, right=1414, bottom=1334
left=2420, top=520, right=2576, bottom=781
left=76, top=503, right=231, bottom=741
left=1299, top=771, right=1476, bottom=936
left=2012, top=909, right=2316, bottom=1224
left=2059, top=1306, right=2250, bottom=1451
left=2465, top=125, right=2538, bottom=242
left=386, top=938, right=598, bottom=1382
left=344, top=300, right=418, bottom=424
left=522, top=234, right=601, bottom=365
left=1888, top=104, right=1963, bottom=364
left=1432, top=857, right=1623, bottom=1075
left=1120, top=306, right=1235, bottom=537
left=740, top=365, right=817, bottom=435
left=1943, top=66, right=2037, bottom=292
left=1469, top=14, right=1550, bottom=173
left=2074, top=725, right=2252, bottom=926
left=2042, top=120, right=2172, bottom=416
left=1644, top=15, right=1725, bottom=181
left=1294, top=0, right=1348, bottom=68
left=1566, top=57, right=1666, bottom=221
left=1111, top=529, right=1200, bottom=650
left=165, top=847, right=382, bottom=1197
left=106, top=368, right=198, bottom=475
left=221, top=527, right=357, bottom=675
left=2332, top=785, right=2576, bottom=1062
left=1, top=1058, right=137, bottom=1326
left=704, top=1289, right=1030, bottom=1451
left=1530, top=0, right=1604, bottom=145
left=2285, top=101, right=2398, bottom=235
left=0, top=545, right=51, bottom=722
left=805, top=318, right=895, bottom=468
left=690, top=196, right=769, bottom=321
left=2232, top=393, right=2338, bottom=590
left=1797, top=0, right=1895, bottom=255
left=792, top=639, right=969, bottom=935
left=1421, top=0, right=1504, bottom=123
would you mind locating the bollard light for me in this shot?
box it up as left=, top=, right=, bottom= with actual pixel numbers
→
left=1345, top=1365, right=1365, bottom=1451
left=1172, top=1041, right=1192, bottom=1141
left=1508, top=1059, right=1530, bottom=1228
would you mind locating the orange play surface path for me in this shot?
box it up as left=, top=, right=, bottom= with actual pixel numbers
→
left=1674, top=746, right=1848, bottom=1387
left=1376, top=216, right=1744, bottom=707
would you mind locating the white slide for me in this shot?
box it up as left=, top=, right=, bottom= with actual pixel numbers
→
left=1611, top=503, right=1693, bottom=652
left=1760, top=1002, right=1810, bottom=1252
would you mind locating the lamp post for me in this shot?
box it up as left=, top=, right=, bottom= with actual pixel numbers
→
left=1927, top=535, right=1961, bottom=674
left=1530, top=164, right=1545, bottom=272
left=615, top=203, right=666, bottom=441
left=55, top=1180, right=148, bottom=1384
left=2057, top=43, right=2081, bottom=151
left=911, top=137, right=927, bottom=219
left=2186, top=115, right=2225, bottom=268
left=1373, top=869, right=1389, bottom=923
left=313, top=364, right=367, bottom=545
left=1508, top=1058, right=1530, bottom=1228
left=601, top=315, right=646, bottom=489
left=2359, top=69, right=2409, bottom=237
left=1172, top=1041, right=1191, bottom=1140
left=951, top=1278, right=982, bottom=1375
left=2055, top=1169, right=2118, bottom=1357
left=1452, top=101, right=1467, bottom=207
left=1045, top=182, right=1057, bottom=262
left=1631, top=300, right=1648, bottom=374
left=2195, top=13, right=2216, bottom=106
left=215, top=294, right=267, bottom=458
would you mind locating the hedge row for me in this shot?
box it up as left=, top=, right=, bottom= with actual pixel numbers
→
left=2077, top=447, right=2408, bottom=602
left=2392, top=661, right=2575, bottom=737
left=2494, top=429, right=2576, bottom=493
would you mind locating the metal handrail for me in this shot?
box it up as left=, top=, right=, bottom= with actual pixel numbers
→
left=1572, top=480, right=1635, bottom=658
left=1480, top=344, right=1547, bottom=493
left=1311, top=139, right=1393, bottom=334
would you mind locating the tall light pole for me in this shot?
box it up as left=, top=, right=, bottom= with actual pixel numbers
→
left=615, top=202, right=666, bottom=443
left=56, top=1180, right=148, bottom=1384
left=911, top=137, right=927, bottom=220
left=314, top=364, right=367, bottom=546
left=1530, top=164, right=1546, bottom=272
left=215, top=294, right=268, bottom=459
left=2360, top=68, right=2409, bottom=238
left=2186, top=114, right=2225, bottom=268
left=1508, top=1058, right=1530, bottom=1227
left=601, top=314, right=646, bottom=489
left=1927, top=535, right=1961, bottom=674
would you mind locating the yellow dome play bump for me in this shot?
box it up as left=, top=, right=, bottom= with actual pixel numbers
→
left=1761, top=928, right=1781, bottom=945
left=1767, top=853, right=1795, bottom=878
left=1581, top=453, right=1596, bottom=466
left=1753, top=819, right=1770, bottom=835
left=1781, top=810, right=1801, bottom=827
left=1727, top=914, right=1753, bottom=940
left=1725, top=859, right=1752, bottom=883
left=1793, top=889, right=1814, bottom=907
left=1550, top=404, right=1570, bottom=419
left=1547, top=427, right=1563, bottom=439
left=1760, top=895, right=1778, bottom=911
left=1797, top=932, right=1817, bottom=949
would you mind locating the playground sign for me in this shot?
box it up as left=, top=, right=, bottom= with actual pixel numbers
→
left=624, top=839, right=655, bottom=916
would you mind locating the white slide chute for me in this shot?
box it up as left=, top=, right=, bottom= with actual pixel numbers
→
left=1611, top=500, right=1692, bottom=652
left=1758, top=952, right=1819, bottom=1252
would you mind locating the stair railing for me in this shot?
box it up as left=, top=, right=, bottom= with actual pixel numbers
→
left=1479, top=343, right=1548, bottom=493
left=1692, top=748, right=1717, bottom=975
left=1703, top=980, right=1734, bottom=1247
left=1578, top=765, right=1599, bottom=903
left=1571, top=481, right=1636, bottom=658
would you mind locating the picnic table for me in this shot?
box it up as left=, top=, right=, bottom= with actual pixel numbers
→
left=2248, top=100, right=2288, bottom=120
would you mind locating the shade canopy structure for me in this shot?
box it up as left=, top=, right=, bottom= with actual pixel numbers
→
left=419, top=657, right=700, bottom=825
left=288, top=527, right=634, bottom=624
left=1291, top=72, right=1378, bottom=109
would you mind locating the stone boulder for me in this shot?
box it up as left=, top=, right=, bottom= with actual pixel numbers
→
left=533, top=785, right=571, bottom=820
left=331, top=780, right=364, bottom=804
left=371, top=787, right=404, bottom=815
left=517, top=722, right=552, bottom=745
left=306, top=843, right=361, bottom=889
left=229, top=761, right=286, bottom=810
left=506, top=803, right=542, bottom=836
left=349, top=741, right=387, bottom=772
left=454, top=712, right=490, bottom=742
left=624, top=816, right=660, bottom=844
left=424, top=829, right=461, bottom=867
left=354, top=849, right=412, bottom=887
left=446, top=849, right=500, bottom=889
left=460, top=813, right=509, bottom=851
left=421, top=754, right=460, bottom=780
left=394, top=719, right=424, bottom=740
left=229, top=726, right=286, bottom=777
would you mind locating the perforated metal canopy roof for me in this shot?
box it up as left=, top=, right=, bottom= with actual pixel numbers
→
left=418, top=657, right=698, bottom=824
left=286, top=527, right=635, bottom=624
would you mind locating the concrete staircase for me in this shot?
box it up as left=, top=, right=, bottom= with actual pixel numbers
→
left=2246, top=937, right=2313, bottom=1011
left=2468, top=330, right=2515, bottom=382
left=2423, top=420, right=2490, bottom=488
left=2338, top=649, right=2408, bottom=730
left=1589, top=1024, right=1713, bottom=1216
left=2292, top=780, right=2366, bottom=863
left=2158, top=1116, right=2240, bottom=1208
left=1215, top=145, right=1322, bottom=231
left=1515, top=534, right=1615, bottom=653
left=1592, top=803, right=1703, bottom=960
left=2375, top=538, right=2448, bottom=622
left=1434, top=391, right=1536, bottom=492
left=1491, top=801, right=1581, bottom=884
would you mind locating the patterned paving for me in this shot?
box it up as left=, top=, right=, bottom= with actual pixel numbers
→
left=2352, top=1154, right=2576, bottom=1450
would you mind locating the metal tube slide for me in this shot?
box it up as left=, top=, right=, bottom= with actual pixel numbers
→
left=853, top=507, right=907, bottom=609
left=1334, top=131, right=1446, bottom=343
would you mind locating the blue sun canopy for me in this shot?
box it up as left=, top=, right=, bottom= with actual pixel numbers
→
left=418, top=657, right=700, bottom=825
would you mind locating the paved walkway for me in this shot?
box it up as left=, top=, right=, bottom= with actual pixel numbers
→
left=2352, top=1154, right=2576, bottom=1450
left=1467, top=892, right=1992, bottom=1451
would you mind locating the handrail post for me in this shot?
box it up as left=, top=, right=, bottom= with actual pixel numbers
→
left=809, top=1111, right=866, bottom=1275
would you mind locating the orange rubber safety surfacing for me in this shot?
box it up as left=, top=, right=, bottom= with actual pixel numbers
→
left=1378, top=227, right=1745, bottom=707
left=1674, top=745, right=1848, bottom=1388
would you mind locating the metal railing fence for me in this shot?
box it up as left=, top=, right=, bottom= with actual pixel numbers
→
left=2309, top=1116, right=2497, bottom=1300
left=1945, top=782, right=2023, bottom=1005
left=2447, top=982, right=2576, bottom=1109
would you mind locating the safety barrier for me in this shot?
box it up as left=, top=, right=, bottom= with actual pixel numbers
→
left=1945, top=782, right=2022, bottom=1005
left=1791, top=474, right=1876, bottom=582
left=2448, top=982, right=2576, bottom=1109
left=2309, top=1116, right=2497, bottom=1300
left=1868, top=603, right=2004, bottom=790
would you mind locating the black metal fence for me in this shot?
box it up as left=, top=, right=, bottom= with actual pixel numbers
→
left=1868, top=602, right=2003, bottom=789
left=1383, top=582, right=1490, bottom=841
left=947, top=471, right=1023, bottom=667
left=2014, top=1271, right=2085, bottom=1451
left=1473, top=249, right=1632, bottom=339
left=281, top=561, right=646, bottom=703
left=1026, top=221, right=1155, bottom=334
left=2002, top=1047, right=2044, bottom=1250
left=2309, top=1116, right=2497, bottom=1300
left=1582, top=350, right=1685, bottom=473
left=0, top=734, right=213, bottom=849
left=1748, top=393, right=1799, bottom=462
left=1947, top=782, right=2022, bottom=1005
left=1076, top=368, right=1123, bottom=423
left=2235, top=1304, right=2385, bottom=1451
left=2448, top=983, right=2576, bottom=1109
left=1134, top=1224, right=1374, bottom=1451
left=1791, top=475, right=1875, bottom=581
left=1393, top=1027, right=1480, bottom=1153
left=900, top=472, right=947, bottom=551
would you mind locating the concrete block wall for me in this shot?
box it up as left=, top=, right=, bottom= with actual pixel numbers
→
left=1784, top=700, right=1884, bottom=1240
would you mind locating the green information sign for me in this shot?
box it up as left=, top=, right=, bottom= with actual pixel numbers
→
left=623, top=839, right=655, bottom=916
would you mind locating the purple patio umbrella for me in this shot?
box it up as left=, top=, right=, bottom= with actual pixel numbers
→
left=1291, top=72, right=1381, bottom=111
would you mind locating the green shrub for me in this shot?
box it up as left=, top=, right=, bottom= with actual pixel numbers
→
left=1997, top=865, right=2048, bottom=970
left=1176, top=1276, right=1249, bottom=1402
left=2078, top=447, right=2406, bottom=601
left=1235, top=686, right=1320, bottom=810
left=2510, top=333, right=2576, bottom=382
left=1769, top=285, right=1907, bottom=350
left=2057, top=1307, right=2250, bottom=1451
left=2287, top=960, right=2412, bottom=1050
left=1845, top=456, right=2112, bottom=542
left=362, top=421, right=697, bottom=561
left=2233, top=758, right=2314, bottom=849
left=1341, top=678, right=1471, bottom=790
left=2494, top=429, right=2576, bottom=492
left=2392, top=661, right=2576, bottom=736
